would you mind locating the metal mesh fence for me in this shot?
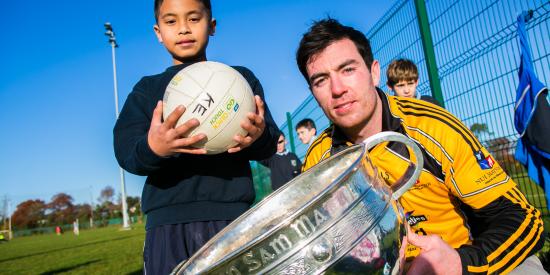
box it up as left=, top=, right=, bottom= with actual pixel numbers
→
left=274, top=0, right=549, bottom=214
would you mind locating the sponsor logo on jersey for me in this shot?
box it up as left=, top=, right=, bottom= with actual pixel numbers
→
left=405, top=211, right=427, bottom=226
left=474, top=150, right=494, bottom=170
left=475, top=165, right=504, bottom=185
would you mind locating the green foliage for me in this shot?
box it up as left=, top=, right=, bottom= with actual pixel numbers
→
left=250, top=161, right=273, bottom=204
left=470, top=123, right=491, bottom=136
left=0, top=224, right=145, bottom=274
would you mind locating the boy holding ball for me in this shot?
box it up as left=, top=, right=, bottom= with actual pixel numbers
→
left=113, top=0, right=279, bottom=273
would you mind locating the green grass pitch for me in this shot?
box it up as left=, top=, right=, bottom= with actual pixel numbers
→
left=0, top=224, right=145, bottom=274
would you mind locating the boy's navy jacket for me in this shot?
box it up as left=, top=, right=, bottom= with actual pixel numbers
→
left=113, top=63, right=279, bottom=229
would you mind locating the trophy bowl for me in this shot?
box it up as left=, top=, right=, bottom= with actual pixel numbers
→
left=173, top=132, right=424, bottom=274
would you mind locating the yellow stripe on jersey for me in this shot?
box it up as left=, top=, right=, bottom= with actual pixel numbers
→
left=501, top=224, right=544, bottom=274
left=486, top=192, right=537, bottom=262
left=467, top=265, right=489, bottom=273
left=394, top=97, right=483, bottom=153
left=486, top=189, right=543, bottom=274
left=388, top=95, right=515, bottom=207
left=464, top=187, right=543, bottom=274
left=301, top=129, right=332, bottom=172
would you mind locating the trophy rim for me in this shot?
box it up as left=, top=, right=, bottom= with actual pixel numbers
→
left=175, top=143, right=367, bottom=274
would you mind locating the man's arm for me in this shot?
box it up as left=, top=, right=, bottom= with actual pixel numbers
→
left=456, top=187, right=545, bottom=274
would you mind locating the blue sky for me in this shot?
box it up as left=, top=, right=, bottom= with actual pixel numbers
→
left=0, top=0, right=394, bottom=212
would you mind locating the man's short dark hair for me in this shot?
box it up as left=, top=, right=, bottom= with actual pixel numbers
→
left=296, top=18, right=374, bottom=84
left=295, top=118, right=316, bottom=131
left=154, top=0, right=212, bottom=22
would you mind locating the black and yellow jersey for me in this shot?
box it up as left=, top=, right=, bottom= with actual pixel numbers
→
left=302, top=89, right=545, bottom=274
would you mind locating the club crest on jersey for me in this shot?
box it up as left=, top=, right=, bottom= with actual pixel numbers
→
left=475, top=150, right=494, bottom=170
left=405, top=211, right=427, bottom=226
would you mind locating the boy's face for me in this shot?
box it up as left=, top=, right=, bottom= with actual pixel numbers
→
left=296, top=127, right=315, bottom=144
left=154, top=0, right=216, bottom=64
left=391, top=80, right=418, bottom=98
left=306, top=38, right=381, bottom=134
left=277, top=135, right=286, bottom=153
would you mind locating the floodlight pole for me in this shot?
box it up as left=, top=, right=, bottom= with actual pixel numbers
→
left=104, top=22, right=130, bottom=230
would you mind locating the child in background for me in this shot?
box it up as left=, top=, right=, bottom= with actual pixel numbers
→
left=259, top=133, right=301, bottom=191
left=113, top=0, right=279, bottom=273
left=295, top=118, right=317, bottom=146
left=386, top=58, right=441, bottom=106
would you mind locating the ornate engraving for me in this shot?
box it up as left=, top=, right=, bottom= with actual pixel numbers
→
left=279, top=258, right=312, bottom=275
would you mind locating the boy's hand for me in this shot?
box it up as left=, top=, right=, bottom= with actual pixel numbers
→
left=228, top=95, right=266, bottom=153
left=148, top=101, right=207, bottom=157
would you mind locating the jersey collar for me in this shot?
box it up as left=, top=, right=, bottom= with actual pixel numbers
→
left=330, top=88, right=400, bottom=155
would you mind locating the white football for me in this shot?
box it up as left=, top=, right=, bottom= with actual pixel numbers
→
left=163, top=61, right=256, bottom=154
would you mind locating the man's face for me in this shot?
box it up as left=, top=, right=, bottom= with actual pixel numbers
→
left=296, top=127, right=316, bottom=144
left=306, top=39, right=380, bottom=133
left=154, top=0, right=216, bottom=64
left=392, top=80, right=418, bottom=98
left=277, top=135, right=286, bottom=153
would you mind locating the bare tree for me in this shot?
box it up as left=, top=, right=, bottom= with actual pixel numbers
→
left=98, top=186, right=115, bottom=205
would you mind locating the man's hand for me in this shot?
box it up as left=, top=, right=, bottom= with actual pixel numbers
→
left=399, top=225, right=462, bottom=275
left=228, top=95, right=266, bottom=153
left=148, top=101, right=207, bottom=157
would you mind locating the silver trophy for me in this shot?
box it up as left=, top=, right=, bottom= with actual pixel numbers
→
left=173, top=131, right=424, bottom=274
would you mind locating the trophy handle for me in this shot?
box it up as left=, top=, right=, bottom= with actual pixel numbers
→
left=363, top=131, right=424, bottom=200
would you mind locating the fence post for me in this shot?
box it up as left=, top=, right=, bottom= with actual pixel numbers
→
left=286, top=112, right=296, bottom=153
left=414, top=0, right=445, bottom=107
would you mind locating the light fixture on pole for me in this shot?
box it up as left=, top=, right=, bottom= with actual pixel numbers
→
left=104, top=22, right=130, bottom=230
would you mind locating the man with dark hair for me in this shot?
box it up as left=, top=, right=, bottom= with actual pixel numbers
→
left=296, top=18, right=545, bottom=274
left=295, top=118, right=317, bottom=145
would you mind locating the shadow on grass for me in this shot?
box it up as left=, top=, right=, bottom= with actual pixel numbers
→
left=0, top=235, right=134, bottom=264
left=39, top=259, right=101, bottom=275
left=126, top=268, right=144, bottom=275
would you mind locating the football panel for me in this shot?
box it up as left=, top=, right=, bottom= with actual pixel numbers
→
left=203, top=76, right=257, bottom=154
left=162, top=86, right=195, bottom=122
left=182, top=62, right=214, bottom=89
left=176, top=72, right=236, bottom=131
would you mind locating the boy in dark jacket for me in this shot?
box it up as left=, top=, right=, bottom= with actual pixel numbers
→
left=259, top=133, right=301, bottom=191
left=113, top=0, right=279, bottom=273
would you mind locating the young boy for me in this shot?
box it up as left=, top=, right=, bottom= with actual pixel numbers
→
left=386, top=58, right=441, bottom=106
left=295, top=118, right=317, bottom=145
left=113, top=0, right=279, bottom=273
left=259, top=133, right=301, bottom=191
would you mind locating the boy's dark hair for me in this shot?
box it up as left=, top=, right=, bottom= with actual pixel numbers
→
left=295, top=118, right=316, bottom=131
left=154, top=0, right=212, bottom=22
left=296, top=18, right=374, bottom=84
left=386, top=58, right=419, bottom=88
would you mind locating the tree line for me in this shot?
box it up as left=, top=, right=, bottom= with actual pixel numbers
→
left=4, top=186, right=141, bottom=230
